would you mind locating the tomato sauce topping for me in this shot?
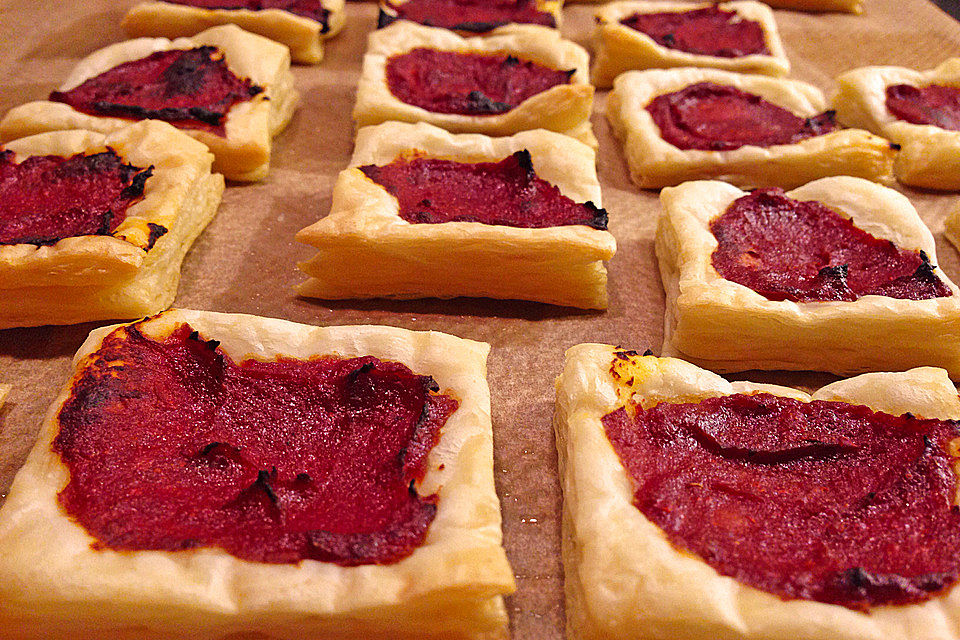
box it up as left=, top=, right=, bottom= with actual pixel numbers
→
left=621, top=6, right=769, bottom=58
left=0, top=149, right=153, bottom=246
left=603, top=386, right=960, bottom=610
left=359, top=150, right=607, bottom=229
left=54, top=322, right=459, bottom=566
left=710, top=188, right=952, bottom=302
left=50, top=47, right=263, bottom=136
left=386, top=48, right=573, bottom=115
left=163, top=0, right=331, bottom=28
left=886, top=83, right=960, bottom=132
left=647, top=82, right=838, bottom=151
left=378, top=0, right=555, bottom=32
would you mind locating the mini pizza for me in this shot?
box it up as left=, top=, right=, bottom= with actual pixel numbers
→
left=590, top=1, right=790, bottom=89
left=0, top=24, right=298, bottom=182
left=556, top=347, right=960, bottom=640
left=656, top=176, right=960, bottom=376
left=607, top=67, right=895, bottom=189
left=122, top=0, right=346, bottom=65
left=353, top=22, right=596, bottom=148
left=296, top=121, right=616, bottom=309
left=0, top=308, right=515, bottom=640
left=833, top=59, right=960, bottom=190
left=377, top=0, right=562, bottom=33
left=0, top=121, right=223, bottom=329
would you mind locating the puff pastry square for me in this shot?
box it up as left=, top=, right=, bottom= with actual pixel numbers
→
left=0, top=308, right=515, bottom=640
left=590, top=1, right=790, bottom=89
left=122, top=0, right=346, bottom=65
left=353, top=22, right=596, bottom=148
left=833, top=59, right=960, bottom=190
left=607, top=67, right=895, bottom=189
left=656, top=176, right=960, bottom=377
left=0, top=24, right=299, bottom=182
left=0, top=121, right=223, bottom=329
left=296, top=121, right=616, bottom=309
left=555, top=346, right=960, bottom=640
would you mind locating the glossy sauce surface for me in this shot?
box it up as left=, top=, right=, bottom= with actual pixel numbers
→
left=386, top=48, right=573, bottom=115
left=603, top=388, right=960, bottom=610
left=50, top=47, right=263, bottom=135
left=381, top=0, right=554, bottom=31
left=54, top=323, right=458, bottom=566
left=647, top=82, right=838, bottom=150
left=359, top=150, right=607, bottom=228
left=0, top=149, right=152, bottom=246
left=886, top=83, right=960, bottom=131
left=710, top=188, right=952, bottom=302
left=621, top=6, right=769, bottom=58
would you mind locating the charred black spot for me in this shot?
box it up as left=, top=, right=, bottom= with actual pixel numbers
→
left=346, top=362, right=375, bottom=383
left=502, top=55, right=520, bottom=67
left=513, top=149, right=535, bottom=173
left=145, top=223, right=168, bottom=250
left=642, top=348, right=654, bottom=356
left=121, top=164, right=154, bottom=200
left=890, top=142, right=902, bottom=151
left=583, top=200, right=609, bottom=230
left=465, top=90, right=512, bottom=114
left=377, top=8, right=399, bottom=29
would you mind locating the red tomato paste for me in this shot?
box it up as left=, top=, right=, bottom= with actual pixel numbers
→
left=359, top=150, right=607, bottom=228
left=886, top=83, right=960, bottom=131
left=603, top=386, right=960, bottom=610
left=54, top=322, right=459, bottom=566
left=50, top=47, right=263, bottom=136
left=710, top=188, right=951, bottom=302
left=379, top=0, right=555, bottom=31
left=647, top=82, right=838, bottom=150
left=0, top=149, right=152, bottom=246
left=621, top=6, right=769, bottom=58
left=163, top=0, right=331, bottom=28
left=386, top=48, right=573, bottom=115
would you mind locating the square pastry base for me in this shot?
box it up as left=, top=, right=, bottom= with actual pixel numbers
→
left=0, top=308, right=515, bottom=640
left=296, top=122, right=616, bottom=309
left=655, top=176, right=960, bottom=377
left=555, top=345, right=960, bottom=640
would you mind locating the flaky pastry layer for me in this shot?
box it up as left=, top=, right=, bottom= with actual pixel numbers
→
left=607, top=67, right=895, bottom=189
left=0, top=308, right=515, bottom=640
left=555, top=346, right=960, bottom=640
left=296, top=122, right=616, bottom=309
left=0, top=25, right=299, bottom=182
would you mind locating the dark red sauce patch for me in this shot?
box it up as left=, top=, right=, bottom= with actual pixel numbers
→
left=54, top=322, right=458, bottom=566
left=603, top=389, right=960, bottom=610
left=359, top=150, right=606, bottom=229
left=647, top=82, right=838, bottom=151
left=0, top=149, right=152, bottom=246
left=163, top=0, right=331, bottom=29
left=378, top=0, right=555, bottom=32
left=50, top=46, right=263, bottom=136
left=886, top=83, right=960, bottom=132
left=710, top=188, right=951, bottom=302
left=621, top=6, right=769, bottom=58
left=386, top=48, right=573, bottom=116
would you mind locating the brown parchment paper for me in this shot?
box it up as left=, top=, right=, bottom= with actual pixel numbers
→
left=0, top=0, right=959, bottom=637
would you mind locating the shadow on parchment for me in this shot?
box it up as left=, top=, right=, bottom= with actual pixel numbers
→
left=25, top=7, right=127, bottom=61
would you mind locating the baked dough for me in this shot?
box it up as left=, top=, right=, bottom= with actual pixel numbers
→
left=353, top=22, right=596, bottom=148
left=607, top=67, right=895, bottom=188
left=122, top=0, right=346, bottom=65
left=833, top=59, right=960, bottom=190
left=0, top=121, right=223, bottom=328
left=0, top=308, right=515, bottom=640
left=569, top=0, right=862, bottom=12
left=590, top=1, right=790, bottom=89
left=296, top=121, right=616, bottom=309
left=377, top=0, right=563, bottom=33
left=555, top=346, right=960, bottom=640
left=656, top=176, right=960, bottom=376
left=0, top=25, right=298, bottom=182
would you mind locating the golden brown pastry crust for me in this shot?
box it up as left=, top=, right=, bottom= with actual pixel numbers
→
left=0, top=121, right=223, bottom=328
left=353, top=22, right=596, bottom=148
left=0, top=25, right=299, bottom=182
left=607, top=67, right=896, bottom=189
left=0, top=308, right=515, bottom=640
left=833, top=59, right=960, bottom=190
left=590, top=1, right=790, bottom=88
left=656, top=176, right=960, bottom=377
left=122, top=0, right=346, bottom=65
left=296, top=121, right=616, bottom=309
left=555, top=346, right=960, bottom=640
